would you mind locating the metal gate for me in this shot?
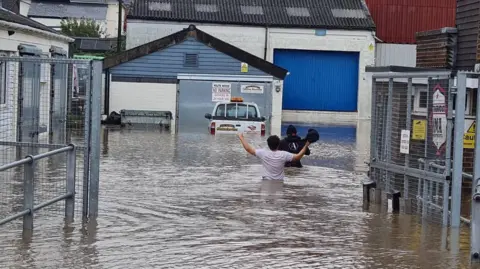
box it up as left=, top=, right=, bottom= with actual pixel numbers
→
left=364, top=68, right=480, bottom=264
left=49, top=47, right=68, bottom=145
left=364, top=67, right=456, bottom=227
left=0, top=53, right=102, bottom=230
left=17, top=49, right=42, bottom=147
left=177, top=75, right=273, bottom=134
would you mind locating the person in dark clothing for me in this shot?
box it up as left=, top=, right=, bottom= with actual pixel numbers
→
left=279, top=125, right=311, bottom=167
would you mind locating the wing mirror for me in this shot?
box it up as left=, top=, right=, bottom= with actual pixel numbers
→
left=205, top=113, right=212, bottom=119
left=260, top=116, right=266, bottom=121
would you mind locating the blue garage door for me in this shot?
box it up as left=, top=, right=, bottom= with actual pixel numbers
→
left=273, top=49, right=360, bottom=112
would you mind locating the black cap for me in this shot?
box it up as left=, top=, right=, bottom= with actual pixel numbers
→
left=286, top=125, right=297, bottom=135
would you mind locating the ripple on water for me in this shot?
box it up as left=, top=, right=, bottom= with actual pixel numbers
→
left=0, top=127, right=473, bottom=269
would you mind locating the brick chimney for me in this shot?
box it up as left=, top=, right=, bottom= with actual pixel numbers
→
left=415, top=27, right=457, bottom=69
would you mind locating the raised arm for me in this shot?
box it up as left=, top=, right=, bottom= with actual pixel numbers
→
left=238, top=133, right=256, bottom=156
left=292, top=141, right=311, bottom=162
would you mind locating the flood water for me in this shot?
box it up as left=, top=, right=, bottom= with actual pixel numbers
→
left=0, top=121, right=475, bottom=268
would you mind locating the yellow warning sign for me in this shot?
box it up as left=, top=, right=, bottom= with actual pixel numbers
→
left=241, top=62, right=248, bottom=73
left=468, top=121, right=475, bottom=133
left=464, top=120, right=475, bottom=149
left=412, top=119, right=426, bottom=140
left=368, top=43, right=374, bottom=51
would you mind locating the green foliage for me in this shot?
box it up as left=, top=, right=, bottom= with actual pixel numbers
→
left=60, top=18, right=105, bottom=37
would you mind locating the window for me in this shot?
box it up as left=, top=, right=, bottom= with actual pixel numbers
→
left=237, top=104, right=248, bottom=119
left=331, top=9, right=366, bottom=19
left=148, top=2, right=171, bottom=11
left=418, top=91, right=427, bottom=109
left=195, top=4, right=218, bottom=13
left=413, top=85, right=472, bottom=115
left=215, top=104, right=225, bottom=117
left=413, top=86, right=428, bottom=114
left=286, top=7, right=310, bottom=17
left=237, top=104, right=258, bottom=119
left=226, top=103, right=236, bottom=117
left=240, top=5, right=263, bottom=15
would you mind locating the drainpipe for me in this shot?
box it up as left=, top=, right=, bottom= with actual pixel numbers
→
left=117, top=0, right=123, bottom=52
left=264, top=25, right=269, bottom=60
left=104, top=69, right=110, bottom=115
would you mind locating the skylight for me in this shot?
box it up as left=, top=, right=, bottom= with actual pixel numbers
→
left=148, top=2, right=171, bottom=12
left=331, top=9, right=366, bottom=19
left=240, top=5, right=263, bottom=15
left=195, top=4, right=218, bottom=13
left=286, top=7, right=310, bottom=17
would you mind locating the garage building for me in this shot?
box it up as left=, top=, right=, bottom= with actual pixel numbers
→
left=102, top=25, right=288, bottom=135
left=0, top=5, right=73, bottom=146
left=125, top=0, right=376, bottom=124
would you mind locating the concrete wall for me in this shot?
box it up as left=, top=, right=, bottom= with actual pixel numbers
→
left=109, top=81, right=177, bottom=130
left=126, top=20, right=376, bottom=123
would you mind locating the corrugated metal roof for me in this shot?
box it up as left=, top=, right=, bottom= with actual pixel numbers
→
left=128, top=0, right=376, bottom=30
left=375, top=43, right=417, bottom=67
left=365, top=0, right=456, bottom=44
left=0, top=6, right=67, bottom=35
left=28, top=1, right=108, bottom=20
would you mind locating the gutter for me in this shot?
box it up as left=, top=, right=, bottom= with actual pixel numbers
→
left=372, top=31, right=384, bottom=43
left=264, top=25, right=269, bottom=60
left=0, top=20, right=74, bottom=43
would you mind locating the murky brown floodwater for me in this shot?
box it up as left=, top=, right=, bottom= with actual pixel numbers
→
left=0, top=122, right=475, bottom=268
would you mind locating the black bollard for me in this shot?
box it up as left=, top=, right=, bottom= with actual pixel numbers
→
left=392, top=190, right=401, bottom=212
left=363, top=181, right=377, bottom=203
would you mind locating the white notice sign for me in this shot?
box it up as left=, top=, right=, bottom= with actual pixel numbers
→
left=212, top=83, right=231, bottom=102
left=241, top=84, right=264, bottom=94
left=400, top=129, right=410, bottom=154
left=431, top=84, right=447, bottom=151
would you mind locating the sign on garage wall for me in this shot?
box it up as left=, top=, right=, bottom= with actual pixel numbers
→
left=212, top=82, right=231, bottom=102
left=464, top=120, right=476, bottom=149
left=241, top=84, right=264, bottom=94
left=412, top=119, right=426, bottom=140
left=241, top=62, right=248, bottom=73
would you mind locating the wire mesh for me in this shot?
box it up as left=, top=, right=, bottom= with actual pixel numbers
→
left=370, top=75, right=453, bottom=226
left=0, top=55, right=93, bottom=227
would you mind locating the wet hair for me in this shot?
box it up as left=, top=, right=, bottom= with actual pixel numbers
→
left=267, top=135, right=280, bottom=150
left=286, top=125, right=297, bottom=136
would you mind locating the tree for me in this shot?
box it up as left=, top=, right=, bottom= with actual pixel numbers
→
left=60, top=18, right=105, bottom=37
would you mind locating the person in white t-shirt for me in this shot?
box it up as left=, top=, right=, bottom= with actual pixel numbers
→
left=237, top=133, right=311, bottom=180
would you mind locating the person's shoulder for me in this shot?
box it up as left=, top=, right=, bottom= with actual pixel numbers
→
left=255, top=148, right=268, bottom=156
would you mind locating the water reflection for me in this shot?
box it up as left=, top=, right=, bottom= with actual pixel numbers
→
left=0, top=121, right=475, bottom=268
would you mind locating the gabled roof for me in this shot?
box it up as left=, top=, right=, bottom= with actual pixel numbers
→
left=128, top=0, right=376, bottom=31
left=103, top=25, right=288, bottom=79
left=0, top=7, right=68, bottom=36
